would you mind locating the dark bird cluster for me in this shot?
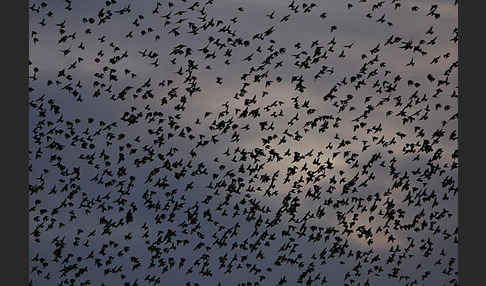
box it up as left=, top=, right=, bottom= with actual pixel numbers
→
left=29, top=0, right=458, bottom=285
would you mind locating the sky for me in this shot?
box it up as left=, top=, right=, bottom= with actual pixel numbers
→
left=28, top=0, right=458, bottom=285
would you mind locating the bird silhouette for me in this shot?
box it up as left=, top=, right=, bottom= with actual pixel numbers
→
left=28, top=0, right=458, bottom=285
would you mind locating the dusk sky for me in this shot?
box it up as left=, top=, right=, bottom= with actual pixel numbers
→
left=29, top=0, right=458, bottom=285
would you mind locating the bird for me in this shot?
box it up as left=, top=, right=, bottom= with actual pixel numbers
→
left=27, top=0, right=458, bottom=286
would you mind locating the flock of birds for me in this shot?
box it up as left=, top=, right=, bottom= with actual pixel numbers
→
left=28, top=0, right=458, bottom=285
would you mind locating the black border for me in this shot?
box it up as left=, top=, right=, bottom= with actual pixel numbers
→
left=1, top=0, right=28, bottom=284
left=459, top=1, right=484, bottom=285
